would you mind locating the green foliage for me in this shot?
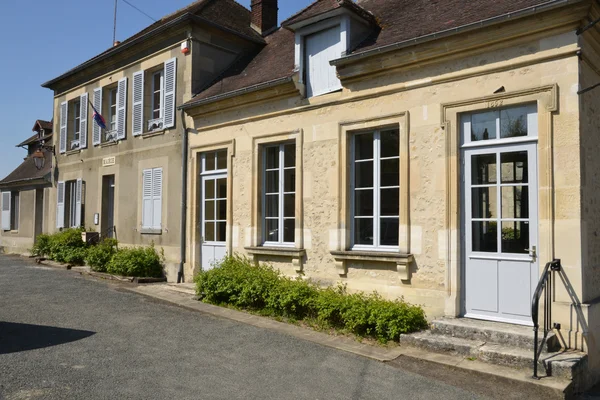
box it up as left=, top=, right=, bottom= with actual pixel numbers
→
left=86, top=238, right=118, bottom=272
left=106, top=244, right=164, bottom=278
left=32, top=228, right=89, bottom=265
left=195, top=255, right=428, bottom=342
left=31, top=234, right=51, bottom=257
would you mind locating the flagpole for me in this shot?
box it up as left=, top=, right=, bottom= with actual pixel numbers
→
left=113, top=0, right=118, bottom=45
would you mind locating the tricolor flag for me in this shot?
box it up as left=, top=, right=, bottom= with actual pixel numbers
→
left=90, top=101, right=107, bottom=130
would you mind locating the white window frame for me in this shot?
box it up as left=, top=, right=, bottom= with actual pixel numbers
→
left=152, top=70, right=164, bottom=120
left=73, top=101, right=81, bottom=141
left=350, top=130, right=400, bottom=251
left=141, top=167, right=163, bottom=230
left=262, top=143, right=296, bottom=247
left=109, top=88, right=118, bottom=132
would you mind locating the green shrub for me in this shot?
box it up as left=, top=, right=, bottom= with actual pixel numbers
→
left=106, top=244, right=164, bottom=278
left=39, top=228, right=89, bottom=265
left=86, top=238, right=118, bottom=272
left=31, top=234, right=51, bottom=257
left=195, top=255, right=428, bottom=342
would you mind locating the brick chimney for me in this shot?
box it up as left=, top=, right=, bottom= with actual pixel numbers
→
left=251, top=0, right=278, bottom=35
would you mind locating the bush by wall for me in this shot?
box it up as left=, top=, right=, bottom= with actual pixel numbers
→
left=195, top=255, right=428, bottom=342
left=31, top=228, right=89, bottom=265
left=86, top=238, right=118, bottom=272
left=106, top=244, right=164, bottom=278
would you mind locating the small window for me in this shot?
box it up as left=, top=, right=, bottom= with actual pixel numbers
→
left=461, top=104, right=537, bottom=144
left=202, top=150, right=227, bottom=173
left=352, top=129, right=400, bottom=249
left=73, top=101, right=81, bottom=141
left=263, top=143, right=296, bottom=245
left=10, top=192, right=19, bottom=231
left=109, top=88, right=118, bottom=132
left=142, top=168, right=163, bottom=230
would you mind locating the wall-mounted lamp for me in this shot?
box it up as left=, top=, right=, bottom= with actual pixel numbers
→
left=32, top=144, right=55, bottom=170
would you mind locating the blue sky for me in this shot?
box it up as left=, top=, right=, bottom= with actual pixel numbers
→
left=0, top=0, right=313, bottom=177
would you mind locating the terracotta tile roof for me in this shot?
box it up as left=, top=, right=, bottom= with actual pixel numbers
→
left=43, top=0, right=264, bottom=88
left=282, top=0, right=376, bottom=27
left=0, top=152, right=52, bottom=187
left=185, top=0, right=556, bottom=107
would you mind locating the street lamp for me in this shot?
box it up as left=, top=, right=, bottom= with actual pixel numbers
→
left=32, top=145, right=55, bottom=171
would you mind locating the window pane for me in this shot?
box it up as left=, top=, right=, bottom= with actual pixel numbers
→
left=354, top=218, right=374, bottom=246
left=266, top=146, right=279, bottom=169
left=216, top=222, right=226, bottom=242
left=380, top=129, right=399, bottom=158
left=205, top=180, right=215, bottom=200
left=216, top=150, right=227, bottom=170
left=472, top=187, right=498, bottom=219
left=265, top=171, right=279, bottom=193
left=472, top=221, right=497, bottom=252
left=501, top=221, right=529, bottom=254
left=265, top=195, right=278, bottom=218
left=355, top=133, right=374, bottom=160
left=380, top=188, right=399, bottom=216
left=380, top=158, right=399, bottom=187
left=355, top=161, right=373, bottom=188
left=501, top=152, right=528, bottom=184
left=284, top=144, right=296, bottom=168
left=380, top=218, right=399, bottom=246
left=153, top=72, right=162, bottom=88
left=153, top=92, right=161, bottom=109
left=217, top=200, right=227, bottom=220
left=217, top=178, right=227, bottom=199
left=500, top=107, right=528, bottom=138
left=205, top=222, right=215, bottom=242
left=205, top=200, right=215, bottom=220
left=284, top=169, right=295, bottom=193
left=471, top=154, right=497, bottom=184
left=205, top=152, right=215, bottom=171
left=284, top=219, right=295, bottom=243
left=354, top=189, right=373, bottom=217
left=501, top=186, right=528, bottom=219
left=470, top=111, right=497, bottom=141
left=284, top=194, right=295, bottom=218
left=265, top=219, right=279, bottom=242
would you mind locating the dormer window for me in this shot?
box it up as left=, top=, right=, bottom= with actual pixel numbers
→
left=304, top=25, right=344, bottom=97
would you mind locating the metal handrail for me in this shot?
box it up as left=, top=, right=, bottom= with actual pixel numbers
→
left=531, top=259, right=561, bottom=379
left=100, top=225, right=117, bottom=242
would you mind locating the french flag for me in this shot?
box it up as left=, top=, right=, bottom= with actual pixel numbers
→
left=91, top=103, right=107, bottom=130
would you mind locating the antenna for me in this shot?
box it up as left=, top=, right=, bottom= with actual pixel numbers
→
left=113, top=0, right=118, bottom=45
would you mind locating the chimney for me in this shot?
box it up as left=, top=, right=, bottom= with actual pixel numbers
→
left=251, top=0, right=278, bottom=35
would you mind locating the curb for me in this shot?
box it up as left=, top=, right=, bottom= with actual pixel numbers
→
left=36, top=258, right=72, bottom=270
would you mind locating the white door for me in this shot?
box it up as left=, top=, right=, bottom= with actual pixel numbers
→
left=461, top=103, right=539, bottom=325
left=201, top=173, right=227, bottom=270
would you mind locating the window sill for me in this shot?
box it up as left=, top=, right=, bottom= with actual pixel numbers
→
left=141, top=129, right=166, bottom=139
left=330, top=250, right=413, bottom=281
left=140, top=228, right=162, bottom=235
left=245, top=246, right=306, bottom=272
left=65, top=149, right=82, bottom=156
left=100, top=141, right=118, bottom=148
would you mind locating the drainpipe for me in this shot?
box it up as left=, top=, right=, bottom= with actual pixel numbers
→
left=177, top=109, right=188, bottom=283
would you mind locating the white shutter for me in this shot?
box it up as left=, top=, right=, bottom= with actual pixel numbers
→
left=163, top=58, right=177, bottom=129
left=75, top=179, right=83, bottom=227
left=93, top=88, right=102, bottom=146
left=142, top=169, right=153, bottom=229
left=2, top=192, right=11, bottom=231
left=132, top=71, right=144, bottom=136
left=56, top=182, right=65, bottom=229
left=116, top=77, right=128, bottom=140
left=305, top=26, right=343, bottom=97
left=59, top=102, right=68, bottom=154
left=152, top=168, right=163, bottom=229
left=79, top=93, right=88, bottom=149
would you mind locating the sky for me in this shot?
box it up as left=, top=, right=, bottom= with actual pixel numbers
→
left=0, top=0, right=314, bottom=178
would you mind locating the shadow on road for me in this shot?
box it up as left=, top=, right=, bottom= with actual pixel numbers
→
left=0, top=321, right=95, bottom=355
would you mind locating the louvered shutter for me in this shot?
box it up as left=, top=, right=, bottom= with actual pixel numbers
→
left=79, top=93, right=88, bottom=149
left=163, top=58, right=177, bottom=129
left=305, top=26, right=343, bottom=97
left=93, top=88, right=102, bottom=146
left=142, top=169, right=153, bottom=229
left=59, top=102, right=68, bottom=154
left=152, top=168, right=163, bottom=229
left=132, top=71, right=144, bottom=136
left=116, top=77, right=128, bottom=140
left=75, top=179, right=82, bottom=227
left=56, top=182, right=65, bottom=229
left=2, top=192, right=11, bottom=231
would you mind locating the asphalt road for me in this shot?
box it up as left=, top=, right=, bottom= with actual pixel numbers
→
left=0, top=255, right=510, bottom=399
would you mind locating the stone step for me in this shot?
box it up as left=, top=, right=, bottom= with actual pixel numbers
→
left=430, top=317, right=561, bottom=352
left=400, top=331, right=587, bottom=380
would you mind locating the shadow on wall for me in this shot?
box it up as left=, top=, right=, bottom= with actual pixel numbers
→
left=0, top=321, right=95, bottom=355
left=556, top=270, right=589, bottom=351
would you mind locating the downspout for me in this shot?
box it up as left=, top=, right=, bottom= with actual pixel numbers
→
left=177, top=109, right=188, bottom=283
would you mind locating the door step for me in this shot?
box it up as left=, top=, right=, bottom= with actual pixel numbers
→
left=400, top=318, right=587, bottom=383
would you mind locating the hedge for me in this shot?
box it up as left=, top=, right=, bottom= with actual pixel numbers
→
left=195, top=255, right=428, bottom=342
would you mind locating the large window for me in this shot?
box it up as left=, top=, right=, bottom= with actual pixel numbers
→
left=263, top=143, right=296, bottom=245
left=352, top=129, right=400, bottom=249
left=142, top=168, right=163, bottom=231
left=57, top=180, right=83, bottom=229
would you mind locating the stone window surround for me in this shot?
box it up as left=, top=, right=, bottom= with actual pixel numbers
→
left=247, top=129, right=305, bottom=271
left=440, top=84, right=558, bottom=317
left=333, top=112, right=411, bottom=281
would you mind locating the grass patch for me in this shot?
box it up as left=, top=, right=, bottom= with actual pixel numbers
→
left=195, top=255, right=428, bottom=343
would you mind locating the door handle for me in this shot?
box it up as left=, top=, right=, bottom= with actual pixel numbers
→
left=525, top=245, right=537, bottom=260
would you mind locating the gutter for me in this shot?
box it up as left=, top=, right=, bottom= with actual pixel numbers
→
left=177, top=109, right=189, bottom=283
left=331, top=0, right=583, bottom=67
left=179, top=76, right=295, bottom=110
left=0, top=175, right=52, bottom=188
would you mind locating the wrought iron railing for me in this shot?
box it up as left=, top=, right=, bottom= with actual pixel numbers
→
left=531, top=259, right=561, bottom=379
left=147, top=117, right=164, bottom=132
left=105, top=130, right=118, bottom=142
